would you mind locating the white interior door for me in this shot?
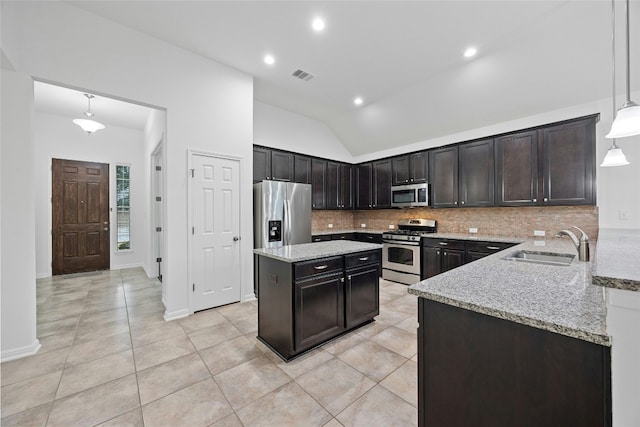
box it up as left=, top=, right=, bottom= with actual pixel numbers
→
left=190, top=153, right=241, bottom=311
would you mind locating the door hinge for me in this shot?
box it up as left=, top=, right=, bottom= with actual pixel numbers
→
left=190, top=169, right=195, bottom=178
left=156, top=257, right=162, bottom=263
left=155, top=166, right=162, bottom=171
left=155, top=196, right=161, bottom=202
left=192, top=226, right=195, bottom=235
left=156, top=227, right=162, bottom=232
left=192, top=283, right=195, bottom=292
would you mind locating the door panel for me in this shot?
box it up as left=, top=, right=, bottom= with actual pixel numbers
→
left=191, top=154, right=241, bottom=311
left=52, top=158, right=109, bottom=275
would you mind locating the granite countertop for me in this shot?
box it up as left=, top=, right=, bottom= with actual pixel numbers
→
left=312, top=229, right=387, bottom=235
left=254, top=241, right=383, bottom=263
left=408, top=238, right=609, bottom=346
left=591, top=228, right=640, bottom=292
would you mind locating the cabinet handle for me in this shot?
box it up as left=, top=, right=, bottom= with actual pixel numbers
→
left=367, top=236, right=373, bottom=240
left=455, top=201, right=458, bottom=205
left=444, top=252, right=447, bottom=256
left=544, top=198, right=548, bottom=202
left=340, top=277, right=344, bottom=283
left=461, top=201, right=465, bottom=205
left=439, top=242, right=448, bottom=246
left=359, top=257, right=369, bottom=261
left=437, top=251, right=440, bottom=255
left=348, top=275, right=352, bottom=281
left=314, top=265, right=328, bottom=270
left=533, top=198, right=537, bottom=202
left=487, top=246, right=501, bottom=250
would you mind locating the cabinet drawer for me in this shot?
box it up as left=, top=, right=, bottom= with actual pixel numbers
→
left=331, top=233, right=356, bottom=241
left=422, top=238, right=466, bottom=251
left=345, top=250, right=381, bottom=269
left=294, top=256, right=343, bottom=280
left=312, top=235, right=331, bottom=243
left=466, top=241, right=515, bottom=254
left=356, top=233, right=382, bottom=244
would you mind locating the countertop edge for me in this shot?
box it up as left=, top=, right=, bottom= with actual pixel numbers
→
left=592, top=275, right=640, bottom=292
left=254, top=242, right=383, bottom=263
left=407, top=287, right=611, bottom=347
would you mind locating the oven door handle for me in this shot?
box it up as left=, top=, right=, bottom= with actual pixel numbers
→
left=383, top=240, right=421, bottom=247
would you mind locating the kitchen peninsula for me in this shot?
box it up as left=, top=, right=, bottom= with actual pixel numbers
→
left=254, top=240, right=382, bottom=361
left=408, top=238, right=611, bottom=426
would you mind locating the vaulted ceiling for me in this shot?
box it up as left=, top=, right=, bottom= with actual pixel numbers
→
left=66, top=1, right=638, bottom=155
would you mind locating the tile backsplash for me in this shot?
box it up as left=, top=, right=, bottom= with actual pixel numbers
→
left=313, top=206, right=599, bottom=239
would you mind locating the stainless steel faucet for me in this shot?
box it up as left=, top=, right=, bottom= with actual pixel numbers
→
left=555, top=226, right=590, bottom=262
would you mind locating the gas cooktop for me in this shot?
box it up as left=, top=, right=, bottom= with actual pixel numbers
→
left=382, top=219, right=437, bottom=242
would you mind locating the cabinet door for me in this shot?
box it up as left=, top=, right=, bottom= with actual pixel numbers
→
left=356, top=163, right=373, bottom=209
left=392, top=155, right=410, bottom=185
left=541, top=117, right=596, bottom=205
left=294, top=155, right=312, bottom=184
left=373, top=159, right=392, bottom=208
left=442, top=249, right=465, bottom=272
left=340, top=164, right=353, bottom=209
left=253, top=147, right=271, bottom=182
left=311, top=159, right=327, bottom=210
left=495, top=131, right=538, bottom=206
left=345, top=265, right=380, bottom=329
left=326, top=161, right=340, bottom=210
left=421, top=246, right=442, bottom=279
left=271, top=150, right=294, bottom=181
left=429, top=146, right=459, bottom=208
left=459, top=139, right=494, bottom=207
left=410, top=152, right=429, bottom=183
left=294, top=274, right=344, bottom=352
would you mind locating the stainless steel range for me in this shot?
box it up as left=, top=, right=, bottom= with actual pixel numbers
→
left=382, top=219, right=436, bottom=285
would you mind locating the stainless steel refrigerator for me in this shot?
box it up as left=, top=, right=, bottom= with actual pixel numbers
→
left=253, top=181, right=312, bottom=249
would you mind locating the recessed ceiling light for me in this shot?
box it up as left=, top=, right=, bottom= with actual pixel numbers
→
left=464, top=47, right=477, bottom=58
left=354, top=97, right=363, bottom=106
left=264, top=54, right=275, bottom=65
left=312, top=18, right=325, bottom=32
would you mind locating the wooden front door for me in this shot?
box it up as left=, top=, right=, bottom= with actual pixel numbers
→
left=52, top=158, right=110, bottom=275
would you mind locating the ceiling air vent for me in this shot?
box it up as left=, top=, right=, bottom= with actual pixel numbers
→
left=291, top=69, right=315, bottom=82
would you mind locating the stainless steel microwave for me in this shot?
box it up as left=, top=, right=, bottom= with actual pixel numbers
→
left=391, top=183, right=429, bottom=208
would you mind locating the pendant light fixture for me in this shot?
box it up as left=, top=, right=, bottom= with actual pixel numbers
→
left=606, top=0, right=640, bottom=139
left=73, top=93, right=105, bottom=134
left=601, top=0, right=630, bottom=167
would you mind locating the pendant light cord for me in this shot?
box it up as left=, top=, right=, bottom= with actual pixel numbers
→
left=611, top=0, right=618, bottom=148
left=624, top=0, right=631, bottom=103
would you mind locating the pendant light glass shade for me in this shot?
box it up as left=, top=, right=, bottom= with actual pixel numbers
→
left=600, top=144, right=630, bottom=167
left=606, top=101, right=640, bottom=138
left=73, top=94, right=105, bottom=135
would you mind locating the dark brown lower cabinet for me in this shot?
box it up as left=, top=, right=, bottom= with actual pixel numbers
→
left=418, top=299, right=612, bottom=427
left=257, top=249, right=381, bottom=361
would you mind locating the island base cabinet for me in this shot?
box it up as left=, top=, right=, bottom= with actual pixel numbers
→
left=295, top=273, right=345, bottom=352
left=345, top=265, right=379, bottom=329
left=418, top=299, right=611, bottom=427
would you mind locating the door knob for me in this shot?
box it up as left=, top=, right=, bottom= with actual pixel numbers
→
left=103, top=228, right=109, bottom=231
left=233, top=236, right=240, bottom=241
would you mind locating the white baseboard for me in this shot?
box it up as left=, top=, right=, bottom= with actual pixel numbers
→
left=1, top=339, right=41, bottom=362
left=142, top=263, right=154, bottom=278
left=164, top=308, right=190, bottom=322
left=243, top=293, right=257, bottom=302
left=36, top=272, right=51, bottom=279
left=111, top=262, right=145, bottom=271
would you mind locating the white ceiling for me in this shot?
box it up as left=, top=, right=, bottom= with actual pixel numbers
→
left=34, top=81, right=154, bottom=131
left=61, top=1, right=639, bottom=155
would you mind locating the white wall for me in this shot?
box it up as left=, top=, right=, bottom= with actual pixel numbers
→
left=2, top=2, right=254, bottom=322
left=1, top=70, right=40, bottom=361
left=254, top=101, right=353, bottom=162
left=33, top=112, right=148, bottom=278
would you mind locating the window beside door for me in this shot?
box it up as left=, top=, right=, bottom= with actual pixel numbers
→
left=116, top=164, right=131, bottom=251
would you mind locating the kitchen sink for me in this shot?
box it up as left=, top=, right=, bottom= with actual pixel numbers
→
left=502, top=250, right=575, bottom=266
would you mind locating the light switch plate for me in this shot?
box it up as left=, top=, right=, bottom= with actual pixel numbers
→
left=328, top=223, right=333, bottom=228
left=361, top=223, right=367, bottom=228
left=469, top=228, right=478, bottom=234
left=388, top=224, right=395, bottom=229
left=534, top=230, right=545, bottom=237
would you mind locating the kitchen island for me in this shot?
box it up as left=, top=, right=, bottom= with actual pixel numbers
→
left=408, top=238, right=611, bottom=426
left=254, top=240, right=382, bottom=361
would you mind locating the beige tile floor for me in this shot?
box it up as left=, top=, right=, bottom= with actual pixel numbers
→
left=1, top=268, right=419, bottom=426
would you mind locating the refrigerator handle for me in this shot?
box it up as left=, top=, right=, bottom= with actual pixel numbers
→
left=283, top=200, right=290, bottom=246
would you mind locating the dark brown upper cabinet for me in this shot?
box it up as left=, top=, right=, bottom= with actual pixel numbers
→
left=429, top=146, right=459, bottom=208
left=495, top=114, right=596, bottom=207
left=459, top=139, right=494, bottom=207
left=253, top=146, right=293, bottom=182
left=253, top=146, right=271, bottom=182
left=392, top=152, right=428, bottom=186
left=326, top=162, right=352, bottom=210
left=373, top=159, right=392, bottom=208
left=294, top=154, right=312, bottom=184
left=495, top=130, right=539, bottom=206
left=541, top=117, right=596, bottom=205
left=356, top=160, right=390, bottom=209
left=311, top=158, right=327, bottom=210
left=356, top=163, right=373, bottom=209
